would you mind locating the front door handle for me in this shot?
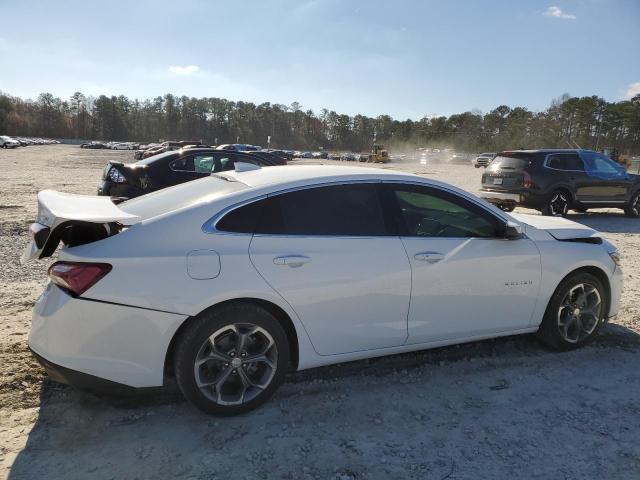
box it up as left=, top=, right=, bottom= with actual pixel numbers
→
left=273, top=255, right=311, bottom=267
left=414, top=252, right=444, bottom=263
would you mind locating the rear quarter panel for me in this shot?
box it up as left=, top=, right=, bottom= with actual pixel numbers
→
left=57, top=203, right=317, bottom=368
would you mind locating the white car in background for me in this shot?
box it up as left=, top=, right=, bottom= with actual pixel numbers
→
left=111, top=142, right=135, bottom=150
left=1, top=135, right=20, bottom=148
left=23, top=164, right=622, bottom=414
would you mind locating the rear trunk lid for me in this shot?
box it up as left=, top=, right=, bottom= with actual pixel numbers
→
left=21, top=190, right=140, bottom=263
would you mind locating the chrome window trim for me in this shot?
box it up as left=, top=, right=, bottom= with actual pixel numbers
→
left=202, top=178, right=515, bottom=240
left=543, top=152, right=585, bottom=173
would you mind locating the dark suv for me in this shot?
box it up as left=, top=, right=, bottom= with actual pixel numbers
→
left=479, top=149, right=640, bottom=217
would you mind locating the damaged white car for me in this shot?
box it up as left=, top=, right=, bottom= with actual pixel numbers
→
left=23, top=164, right=622, bottom=414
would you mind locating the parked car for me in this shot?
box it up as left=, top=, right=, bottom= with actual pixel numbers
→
left=447, top=153, right=472, bottom=164
left=23, top=165, right=622, bottom=415
left=327, top=152, right=341, bottom=160
left=98, top=147, right=282, bottom=199
left=216, top=144, right=261, bottom=152
left=0, top=136, right=20, bottom=148
left=472, top=152, right=496, bottom=168
left=260, top=149, right=293, bottom=162
left=341, top=153, right=356, bottom=161
left=479, top=149, right=640, bottom=216
left=112, top=142, right=136, bottom=150
left=142, top=141, right=205, bottom=159
left=80, top=142, right=108, bottom=149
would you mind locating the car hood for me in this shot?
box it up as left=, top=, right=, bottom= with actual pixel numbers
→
left=510, top=213, right=599, bottom=240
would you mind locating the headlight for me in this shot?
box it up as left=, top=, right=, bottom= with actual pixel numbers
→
left=108, top=167, right=126, bottom=183
left=609, top=250, right=621, bottom=268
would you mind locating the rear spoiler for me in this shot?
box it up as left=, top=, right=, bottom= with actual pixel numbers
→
left=21, top=190, right=140, bottom=263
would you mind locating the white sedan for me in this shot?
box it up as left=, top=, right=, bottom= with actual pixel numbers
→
left=23, top=164, right=622, bottom=414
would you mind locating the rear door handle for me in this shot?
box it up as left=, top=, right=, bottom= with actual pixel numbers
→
left=414, top=252, right=444, bottom=263
left=273, top=255, right=311, bottom=267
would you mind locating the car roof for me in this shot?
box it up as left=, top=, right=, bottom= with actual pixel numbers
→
left=216, top=164, right=422, bottom=188
left=499, top=149, right=595, bottom=154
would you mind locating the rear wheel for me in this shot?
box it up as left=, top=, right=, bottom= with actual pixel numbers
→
left=542, top=190, right=570, bottom=217
left=537, top=272, right=606, bottom=350
left=498, top=204, right=515, bottom=213
left=624, top=191, right=640, bottom=218
left=174, top=303, right=289, bottom=415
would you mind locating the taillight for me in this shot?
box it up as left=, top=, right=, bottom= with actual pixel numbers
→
left=523, top=171, right=535, bottom=189
left=48, top=262, right=112, bottom=297
left=108, top=167, right=127, bottom=183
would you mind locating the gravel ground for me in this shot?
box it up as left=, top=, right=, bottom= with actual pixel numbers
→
left=1, top=145, right=639, bottom=480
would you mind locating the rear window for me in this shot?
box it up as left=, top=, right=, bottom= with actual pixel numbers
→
left=487, top=154, right=531, bottom=172
left=256, top=184, right=387, bottom=236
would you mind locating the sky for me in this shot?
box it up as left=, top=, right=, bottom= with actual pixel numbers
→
left=1, top=0, right=638, bottom=120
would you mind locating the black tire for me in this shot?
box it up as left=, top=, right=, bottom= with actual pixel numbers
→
left=624, top=191, right=640, bottom=218
left=174, top=303, right=290, bottom=415
left=542, top=190, right=571, bottom=217
left=536, top=271, right=607, bottom=351
left=498, top=204, right=515, bottom=213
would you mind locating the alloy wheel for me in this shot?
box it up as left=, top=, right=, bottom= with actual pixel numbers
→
left=549, top=192, right=569, bottom=216
left=557, top=283, right=602, bottom=343
left=193, top=323, right=277, bottom=406
left=630, top=194, right=640, bottom=216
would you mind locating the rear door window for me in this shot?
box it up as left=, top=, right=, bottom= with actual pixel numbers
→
left=545, top=153, right=584, bottom=171
left=256, top=184, right=388, bottom=236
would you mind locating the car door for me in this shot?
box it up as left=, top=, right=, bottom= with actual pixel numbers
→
left=579, top=151, right=631, bottom=203
left=248, top=183, right=411, bottom=355
left=382, top=182, right=541, bottom=344
left=163, top=155, right=203, bottom=188
left=543, top=152, right=591, bottom=201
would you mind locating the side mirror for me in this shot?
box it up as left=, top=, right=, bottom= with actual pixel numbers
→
left=504, top=221, right=524, bottom=240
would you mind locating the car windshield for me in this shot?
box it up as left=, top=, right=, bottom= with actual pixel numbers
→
left=488, top=154, right=531, bottom=171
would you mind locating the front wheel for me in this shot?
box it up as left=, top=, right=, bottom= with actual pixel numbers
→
left=624, top=191, right=640, bottom=218
left=174, top=303, right=290, bottom=415
left=537, top=272, right=606, bottom=351
left=542, top=190, right=570, bottom=217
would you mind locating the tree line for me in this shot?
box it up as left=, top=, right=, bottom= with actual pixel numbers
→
left=0, top=91, right=638, bottom=154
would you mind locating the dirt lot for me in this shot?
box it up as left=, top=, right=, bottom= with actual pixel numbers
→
left=1, top=145, right=639, bottom=480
